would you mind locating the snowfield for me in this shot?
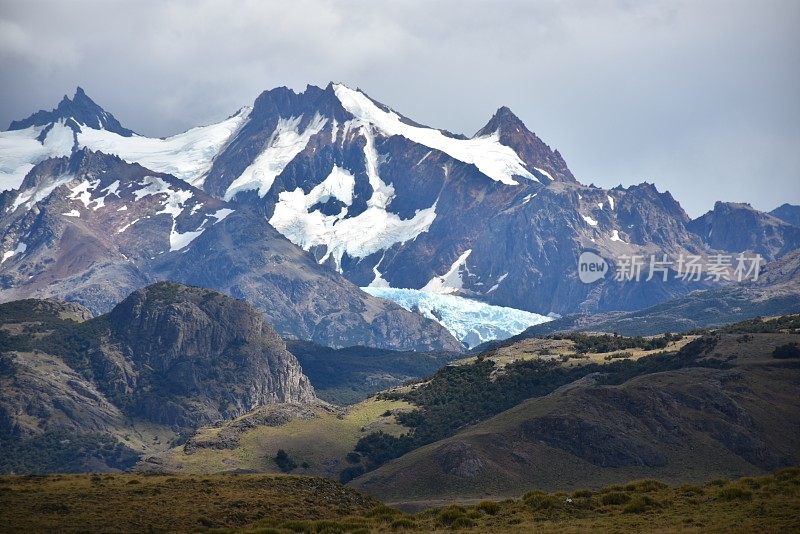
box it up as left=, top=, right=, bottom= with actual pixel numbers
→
left=79, top=108, right=250, bottom=186
left=0, top=109, right=250, bottom=194
left=362, top=287, right=552, bottom=348
left=0, top=122, right=74, bottom=192
left=334, top=84, right=536, bottom=186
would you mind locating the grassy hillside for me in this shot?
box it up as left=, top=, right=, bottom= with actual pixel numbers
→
left=1, top=469, right=798, bottom=532
left=142, top=398, right=415, bottom=480
left=345, top=333, right=726, bottom=480
left=352, top=332, right=800, bottom=503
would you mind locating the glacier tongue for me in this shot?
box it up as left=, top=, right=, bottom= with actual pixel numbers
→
left=362, top=287, right=552, bottom=349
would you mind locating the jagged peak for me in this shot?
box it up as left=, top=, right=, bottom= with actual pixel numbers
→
left=8, top=87, right=135, bottom=137
left=475, top=105, right=529, bottom=138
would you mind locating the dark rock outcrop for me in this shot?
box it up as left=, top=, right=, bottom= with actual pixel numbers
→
left=0, top=283, right=315, bottom=439
left=689, top=201, right=800, bottom=260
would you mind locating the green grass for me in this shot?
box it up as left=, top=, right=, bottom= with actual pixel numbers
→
left=157, top=398, right=413, bottom=479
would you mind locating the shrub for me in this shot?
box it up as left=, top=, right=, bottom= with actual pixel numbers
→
left=772, top=343, right=800, bottom=359
left=524, top=491, right=562, bottom=511
left=571, top=489, right=593, bottom=498
left=627, top=479, right=668, bottom=492
left=623, top=495, right=660, bottom=514
left=679, top=484, right=704, bottom=496
left=600, top=492, right=631, bottom=506
left=437, top=506, right=467, bottom=526
left=717, top=485, right=753, bottom=501
left=450, top=516, right=476, bottom=529
left=273, top=449, right=297, bottom=472
left=390, top=518, right=416, bottom=530
left=476, top=500, right=501, bottom=515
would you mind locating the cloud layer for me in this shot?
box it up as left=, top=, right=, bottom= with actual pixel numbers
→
left=1, top=0, right=798, bottom=216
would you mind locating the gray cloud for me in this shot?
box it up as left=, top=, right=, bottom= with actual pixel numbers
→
left=1, top=0, right=798, bottom=216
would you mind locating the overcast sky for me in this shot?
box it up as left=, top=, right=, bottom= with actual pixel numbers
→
left=1, top=0, right=798, bottom=216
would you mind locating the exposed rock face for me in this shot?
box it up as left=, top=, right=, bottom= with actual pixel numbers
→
left=435, top=441, right=486, bottom=478
left=156, top=209, right=463, bottom=351
left=688, top=201, right=800, bottom=260
left=189, top=84, right=736, bottom=315
left=0, top=150, right=461, bottom=351
left=8, top=87, right=134, bottom=137
left=0, top=283, right=315, bottom=438
left=102, top=283, right=315, bottom=427
left=2, top=85, right=798, bottom=328
left=770, top=203, right=800, bottom=228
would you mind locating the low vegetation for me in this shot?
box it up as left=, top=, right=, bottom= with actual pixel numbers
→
left=700, top=314, right=800, bottom=334
left=773, top=342, right=800, bottom=359
left=346, top=335, right=727, bottom=479
left=548, top=332, right=682, bottom=354
left=0, top=432, right=139, bottom=474
left=1, top=469, right=798, bottom=532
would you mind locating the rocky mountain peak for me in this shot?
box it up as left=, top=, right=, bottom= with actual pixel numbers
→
left=475, top=105, right=528, bottom=137
left=688, top=200, right=800, bottom=260
left=771, top=203, right=800, bottom=227
left=103, top=282, right=316, bottom=425
left=472, top=105, right=576, bottom=183
left=8, top=87, right=134, bottom=137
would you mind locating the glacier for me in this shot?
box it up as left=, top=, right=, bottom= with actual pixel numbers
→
left=362, top=287, right=553, bottom=349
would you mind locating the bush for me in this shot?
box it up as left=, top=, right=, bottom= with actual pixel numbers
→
left=772, top=343, right=800, bottom=359
left=437, top=506, right=467, bottom=526
left=679, top=484, right=704, bottom=496
left=626, top=479, right=668, bottom=492
left=450, top=516, right=476, bottom=529
left=390, top=518, right=416, bottom=530
left=717, top=485, right=753, bottom=501
left=273, top=449, right=297, bottom=472
left=476, top=501, right=501, bottom=515
left=623, top=495, right=660, bottom=513
left=600, top=492, right=631, bottom=506
left=339, top=465, right=365, bottom=484
left=524, top=491, right=562, bottom=511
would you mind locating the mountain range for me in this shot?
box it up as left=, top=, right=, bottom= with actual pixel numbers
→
left=1, top=85, right=798, bottom=350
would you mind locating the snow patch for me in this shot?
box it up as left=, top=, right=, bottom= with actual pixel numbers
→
left=1, top=242, right=27, bottom=264
left=62, top=209, right=80, bottom=217
left=11, top=172, right=75, bottom=211
left=224, top=114, right=327, bottom=200
left=168, top=225, right=204, bottom=252
left=486, top=272, right=509, bottom=294
left=421, top=249, right=472, bottom=294
left=270, top=188, right=436, bottom=272
left=210, top=208, right=235, bottom=222
left=607, top=194, right=615, bottom=210
left=610, top=229, right=625, bottom=242
left=582, top=214, right=598, bottom=227
left=269, top=123, right=437, bottom=271
left=533, top=166, right=554, bottom=182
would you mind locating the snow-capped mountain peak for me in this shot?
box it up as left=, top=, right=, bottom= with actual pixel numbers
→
left=332, top=83, right=536, bottom=186
left=9, top=87, right=135, bottom=138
